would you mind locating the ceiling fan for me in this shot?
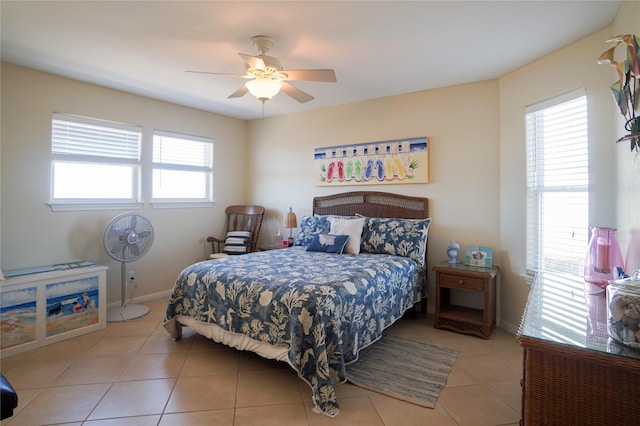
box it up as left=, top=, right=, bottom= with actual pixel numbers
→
left=187, top=35, right=337, bottom=103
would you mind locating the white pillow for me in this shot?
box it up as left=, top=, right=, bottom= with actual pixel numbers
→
left=329, top=217, right=365, bottom=255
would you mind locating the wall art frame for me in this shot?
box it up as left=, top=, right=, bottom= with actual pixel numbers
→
left=314, top=136, right=429, bottom=186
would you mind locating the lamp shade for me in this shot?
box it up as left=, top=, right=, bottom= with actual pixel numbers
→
left=246, top=78, right=282, bottom=101
left=285, top=207, right=297, bottom=229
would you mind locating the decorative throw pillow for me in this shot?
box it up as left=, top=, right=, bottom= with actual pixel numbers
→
left=329, top=216, right=365, bottom=255
left=222, top=230, right=251, bottom=255
left=294, top=216, right=332, bottom=246
left=360, top=217, right=431, bottom=266
left=306, top=234, right=350, bottom=254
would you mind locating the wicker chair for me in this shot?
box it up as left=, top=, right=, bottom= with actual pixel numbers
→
left=207, top=205, right=265, bottom=259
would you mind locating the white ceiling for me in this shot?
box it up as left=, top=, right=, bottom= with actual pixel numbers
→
left=1, top=1, right=620, bottom=121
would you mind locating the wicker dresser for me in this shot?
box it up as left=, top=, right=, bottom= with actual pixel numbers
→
left=517, top=274, right=640, bottom=425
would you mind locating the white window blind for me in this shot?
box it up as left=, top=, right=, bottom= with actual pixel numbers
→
left=152, top=130, right=213, bottom=201
left=52, top=113, right=140, bottom=162
left=51, top=113, right=141, bottom=204
left=526, top=90, right=589, bottom=278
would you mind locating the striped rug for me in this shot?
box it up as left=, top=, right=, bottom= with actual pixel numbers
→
left=346, top=334, right=459, bottom=408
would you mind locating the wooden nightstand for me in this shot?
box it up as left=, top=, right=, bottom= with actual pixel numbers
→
left=433, top=262, right=499, bottom=339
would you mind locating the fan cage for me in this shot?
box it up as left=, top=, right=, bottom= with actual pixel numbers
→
left=104, top=213, right=154, bottom=263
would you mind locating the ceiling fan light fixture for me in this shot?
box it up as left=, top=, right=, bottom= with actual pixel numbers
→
left=246, top=78, right=282, bottom=101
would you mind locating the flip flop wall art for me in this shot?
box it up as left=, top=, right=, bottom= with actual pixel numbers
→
left=314, top=136, right=429, bottom=186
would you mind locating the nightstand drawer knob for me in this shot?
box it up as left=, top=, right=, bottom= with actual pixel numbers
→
left=459, top=279, right=464, bottom=285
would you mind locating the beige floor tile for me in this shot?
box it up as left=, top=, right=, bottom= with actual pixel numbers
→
left=332, top=382, right=370, bottom=399
left=6, top=383, right=110, bottom=425
left=53, top=356, right=129, bottom=385
left=369, top=394, right=458, bottom=426
left=306, top=396, right=384, bottom=426
left=444, top=360, right=482, bottom=387
left=84, top=336, right=148, bottom=358
left=103, top=319, right=158, bottom=337
left=159, top=409, right=234, bottom=426
left=84, top=415, right=161, bottom=425
left=488, top=380, right=522, bottom=413
left=438, top=384, right=520, bottom=426
left=139, top=333, right=194, bottom=354
left=18, top=330, right=105, bottom=363
left=427, top=332, right=490, bottom=355
left=0, top=353, right=23, bottom=369
left=387, top=317, right=438, bottom=343
left=234, top=403, right=309, bottom=426
left=236, top=369, right=303, bottom=407
left=495, top=344, right=525, bottom=365
left=88, top=378, right=174, bottom=419
left=118, top=352, right=187, bottom=381
left=143, top=299, right=170, bottom=320
left=3, top=359, right=74, bottom=389
left=180, top=349, right=239, bottom=376
left=164, top=374, right=237, bottom=412
left=0, top=387, right=41, bottom=422
left=152, top=322, right=171, bottom=336
left=455, top=353, right=522, bottom=383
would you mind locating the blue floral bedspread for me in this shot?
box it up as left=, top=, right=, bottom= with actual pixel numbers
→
left=164, top=247, right=424, bottom=417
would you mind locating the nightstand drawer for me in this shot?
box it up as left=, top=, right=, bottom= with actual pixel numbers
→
left=439, top=274, right=484, bottom=290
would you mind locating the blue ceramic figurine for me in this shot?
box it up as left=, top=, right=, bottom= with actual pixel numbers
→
left=447, top=240, right=461, bottom=264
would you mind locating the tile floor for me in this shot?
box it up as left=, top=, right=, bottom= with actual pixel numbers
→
left=0, top=298, right=523, bottom=425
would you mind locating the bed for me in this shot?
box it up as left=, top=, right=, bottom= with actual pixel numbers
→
left=164, top=191, right=430, bottom=417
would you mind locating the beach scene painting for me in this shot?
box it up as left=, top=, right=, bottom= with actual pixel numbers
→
left=315, top=136, right=429, bottom=186
left=0, top=286, right=37, bottom=350
left=46, top=276, right=99, bottom=337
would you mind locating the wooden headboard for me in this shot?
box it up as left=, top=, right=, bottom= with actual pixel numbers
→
left=313, top=191, right=429, bottom=219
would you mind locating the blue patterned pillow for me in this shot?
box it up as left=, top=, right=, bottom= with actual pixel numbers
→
left=360, top=217, right=431, bottom=266
left=306, top=234, right=350, bottom=254
left=294, top=216, right=332, bottom=246
left=223, top=230, right=251, bottom=255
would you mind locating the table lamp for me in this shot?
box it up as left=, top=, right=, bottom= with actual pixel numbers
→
left=285, top=207, right=297, bottom=247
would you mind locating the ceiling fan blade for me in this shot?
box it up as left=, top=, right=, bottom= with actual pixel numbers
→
left=228, top=84, right=249, bottom=99
left=238, top=53, right=266, bottom=71
left=281, top=69, right=337, bottom=82
left=281, top=82, right=314, bottom=103
left=186, top=70, right=252, bottom=79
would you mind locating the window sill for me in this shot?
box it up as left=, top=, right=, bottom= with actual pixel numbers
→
left=48, top=202, right=144, bottom=212
left=150, top=201, right=215, bottom=209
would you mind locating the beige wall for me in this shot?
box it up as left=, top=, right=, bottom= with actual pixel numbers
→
left=246, top=80, right=501, bottom=313
left=1, top=63, right=247, bottom=302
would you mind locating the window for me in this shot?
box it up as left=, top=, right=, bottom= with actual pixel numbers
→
left=151, top=130, right=213, bottom=203
left=526, top=90, right=589, bottom=281
left=51, top=113, right=141, bottom=209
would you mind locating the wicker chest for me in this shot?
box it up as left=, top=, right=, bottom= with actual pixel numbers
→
left=517, top=274, right=640, bottom=425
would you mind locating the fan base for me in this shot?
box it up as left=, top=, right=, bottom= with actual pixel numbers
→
left=107, top=304, right=150, bottom=322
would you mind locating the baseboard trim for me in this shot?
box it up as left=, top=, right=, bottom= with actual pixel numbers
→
left=107, top=289, right=172, bottom=308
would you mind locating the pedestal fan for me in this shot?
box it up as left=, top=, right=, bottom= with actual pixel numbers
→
left=104, top=213, right=154, bottom=322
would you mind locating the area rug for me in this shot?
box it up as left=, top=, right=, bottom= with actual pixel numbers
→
left=346, top=334, right=459, bottom=408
